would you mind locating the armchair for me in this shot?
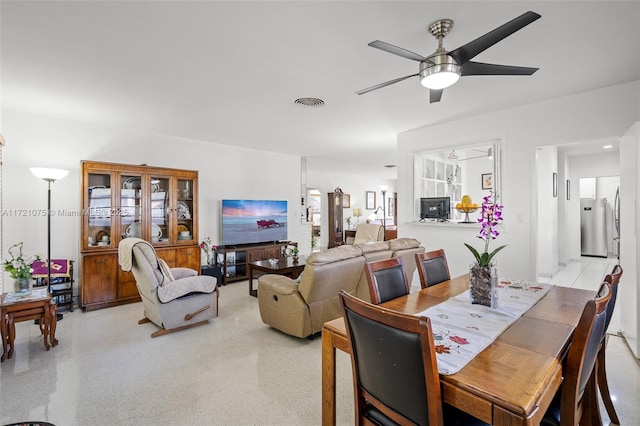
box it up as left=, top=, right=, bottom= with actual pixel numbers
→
left=118, top=238, right=219, bottom=338
left=346, top=223, right=384, bottom=245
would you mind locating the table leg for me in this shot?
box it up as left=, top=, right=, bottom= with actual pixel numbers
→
left=49, top=302, right=58, bottom=347
left=42, top=305, right=51, bottom=351
left=322, top=328, right=337, bottom=426
left=1, top=310, right=7, bottom=362
left=7, top=313, right=15, bottom=359
left=249, top=264, right=257, bottom=297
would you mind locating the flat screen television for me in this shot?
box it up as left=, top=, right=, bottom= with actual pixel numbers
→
left=420, top=197, right=451, bottom=220
left=221, top=199, right=288, bottom=246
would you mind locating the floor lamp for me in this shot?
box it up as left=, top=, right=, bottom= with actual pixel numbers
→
left=31, top=167, right=69, bottom=319
left=380, top=185, right=388, bottom=238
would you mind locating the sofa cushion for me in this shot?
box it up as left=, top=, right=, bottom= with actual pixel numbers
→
left=307, top=245, right=362, bottom=265
left=357, top=241, right=390, bottom=254
left=389, top=238, right=421, bottom=251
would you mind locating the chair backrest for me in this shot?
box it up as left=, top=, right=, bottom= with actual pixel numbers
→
left=603, top=264, right=623, bottom=332
left=339, top=290, right=444, bottom=426
left=364, top=257, right=410, bottom=304
left=415, top=249, right=450, bottom=289
left=353, top=223, right=384, bottom=245
left=560, top=282, right=611, bottom=425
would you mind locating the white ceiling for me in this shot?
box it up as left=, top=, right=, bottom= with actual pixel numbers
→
left=2, top=1, right=639, bottom=177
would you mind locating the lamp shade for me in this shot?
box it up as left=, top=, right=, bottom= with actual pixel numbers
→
left=353, top=208, right=362, bottom=217
left=30, top=167, right=69, bottom=182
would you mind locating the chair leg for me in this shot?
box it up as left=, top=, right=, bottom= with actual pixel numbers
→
left=597, top=337, right=621, bottom=425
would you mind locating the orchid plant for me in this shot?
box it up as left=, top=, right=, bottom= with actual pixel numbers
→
left=3, top=242, right=42, bottom=279
left=464, top=192, right=506, bottom=267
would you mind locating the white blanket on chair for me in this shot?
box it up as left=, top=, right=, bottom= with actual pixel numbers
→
left=118, top=237, right=147, bottom=272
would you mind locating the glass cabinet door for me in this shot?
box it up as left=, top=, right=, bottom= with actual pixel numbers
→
left=176, top=178, right=195, bottom=243
left=119, top=173, right=144, bottom=242
left=86, top=172, right=113, bottom=249
left=150, top=176, right=171, bottom=243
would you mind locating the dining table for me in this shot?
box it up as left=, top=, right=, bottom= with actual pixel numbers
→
left=321, top=274, right=596, bottom=426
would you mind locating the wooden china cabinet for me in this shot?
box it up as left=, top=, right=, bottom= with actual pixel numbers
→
left=80, top=161, right=199, bottom=311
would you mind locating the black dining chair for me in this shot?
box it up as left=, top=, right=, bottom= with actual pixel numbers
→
left=541, top=282, right=612, bottom=426
left=364, top=257, right=410, bottom=304
left=415, top=249, right=450, bottom=289
left=597, top=264, right=623, bottom=425
left=338, top=290, right=489, bottom=426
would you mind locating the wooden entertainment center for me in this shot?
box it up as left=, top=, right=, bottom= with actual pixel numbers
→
left=219, top=242, right=293, bottom=285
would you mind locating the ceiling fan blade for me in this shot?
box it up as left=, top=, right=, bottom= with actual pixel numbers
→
left=461, top=61, right=539, bottom=76
left=449, top=11, right=541, bottom=65
left=368, top=40, right=426, bottom=62
left=429, top=89, right=443, bottom=103
left=356, top=73, right=419, bottom=95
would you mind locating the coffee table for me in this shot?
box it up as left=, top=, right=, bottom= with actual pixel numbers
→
left=248, top=256, right=306, bottom=297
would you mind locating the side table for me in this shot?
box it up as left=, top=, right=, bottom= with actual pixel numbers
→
left=201, top=265, right=224, bottom=286
left=1, top=289, right=58, bottom=362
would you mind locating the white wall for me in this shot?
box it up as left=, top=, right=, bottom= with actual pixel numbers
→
left=536, top=145, right=559, bottom=276
left=1, top=110, right=301, bottom=292
left=619, top=122, right=639, bottom=357
left=397, top=81, right=640, bottom=281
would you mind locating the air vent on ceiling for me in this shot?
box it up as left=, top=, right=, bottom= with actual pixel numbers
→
left=294, top=97, right=325, bottom=108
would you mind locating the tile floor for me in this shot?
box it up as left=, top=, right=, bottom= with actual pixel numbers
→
left=1, top=257, right=638, bottom=425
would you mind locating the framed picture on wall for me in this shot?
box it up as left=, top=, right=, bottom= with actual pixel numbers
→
left=366, top=191, right=376, bottom=210
left=388, top=197, right=395, bottom=217
left=482, top=173, right=493, bottom=190
left=553, top=172, right=558, bottom=197
left=343, top=194, right=351, bottom=208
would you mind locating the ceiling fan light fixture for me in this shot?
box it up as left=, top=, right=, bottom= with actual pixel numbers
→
left=420, top=62, right=460, bottom=90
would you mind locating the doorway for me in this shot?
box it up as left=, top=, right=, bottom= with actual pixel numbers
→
left=535, top=139, right=620, bottom=277
left=306, top=188, right=321, bottom=251
left=578, top=176, right=620, bottom=258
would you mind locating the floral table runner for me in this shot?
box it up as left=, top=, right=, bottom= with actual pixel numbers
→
left=414, top=279, right=553, bottom=375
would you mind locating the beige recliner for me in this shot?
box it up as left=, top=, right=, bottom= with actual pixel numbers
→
left=258, top=238, right=424, bottom=338
left=118, top=238, right=219, bottom=338
left=346, top=223, right=384, bottom=245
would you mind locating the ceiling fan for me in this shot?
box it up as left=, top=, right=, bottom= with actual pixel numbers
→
left=356, top=11, right=541, bottom=103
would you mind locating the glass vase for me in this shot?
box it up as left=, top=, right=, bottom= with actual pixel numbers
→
left=469, top=263, right=498, bottom=308
left=15, top=277, right=32, bottom=295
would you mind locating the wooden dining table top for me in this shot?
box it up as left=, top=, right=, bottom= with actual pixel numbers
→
left=321, top=274, right=596, bottom=425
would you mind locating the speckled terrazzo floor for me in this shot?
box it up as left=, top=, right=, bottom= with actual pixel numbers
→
left=1, top=259, right=638, bottom=425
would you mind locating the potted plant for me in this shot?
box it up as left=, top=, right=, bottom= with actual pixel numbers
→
left=3, top=242, right=42, bottom=295
left=464, top=192, right=506, bottom=307
left=199, top=236, right=218, bottom=267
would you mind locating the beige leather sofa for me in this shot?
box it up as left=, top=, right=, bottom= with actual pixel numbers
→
left=257, top=238, right=425, bottom=338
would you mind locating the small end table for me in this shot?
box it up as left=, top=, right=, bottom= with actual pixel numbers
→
left=248, top=256, right=306, bottom=297
left=1, top=289, right=58, bottom=362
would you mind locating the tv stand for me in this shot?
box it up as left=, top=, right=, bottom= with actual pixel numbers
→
left=219, top=241, right=294, bottom=285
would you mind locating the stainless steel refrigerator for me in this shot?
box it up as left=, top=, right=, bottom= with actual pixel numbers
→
left=580, top=198, right=608, bottom=257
